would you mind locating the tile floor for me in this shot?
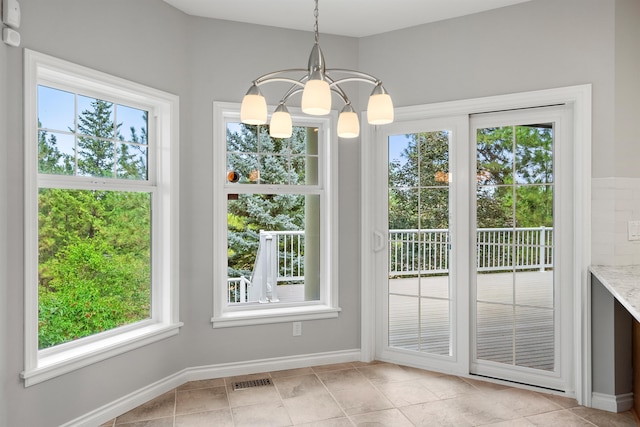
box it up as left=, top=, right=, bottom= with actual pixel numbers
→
left=101, top=361, right=638, bottom=426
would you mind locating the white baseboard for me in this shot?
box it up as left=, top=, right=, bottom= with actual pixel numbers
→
left=61, top=349, right=361, bottom=427
left=591, top=392, right=634, bottom=413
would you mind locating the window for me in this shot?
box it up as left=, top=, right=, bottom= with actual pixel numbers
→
left=212, top=103, right=340, bottom=327
left=22, top=50, right=181, bottom=386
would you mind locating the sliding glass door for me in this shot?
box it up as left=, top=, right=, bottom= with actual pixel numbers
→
left=387, top=129, right=452, bottom=356
left=373, top=107, right=573, bottom=392
left=470, top=108, right=573, bottom=391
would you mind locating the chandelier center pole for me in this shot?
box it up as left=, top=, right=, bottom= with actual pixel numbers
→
left=314, top=0, right=319, bottom=44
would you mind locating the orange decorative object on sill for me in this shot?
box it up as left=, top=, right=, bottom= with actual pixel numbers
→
left=227, top=171, right=239, bottom=183
left=434, top=171, right=449, bottom=183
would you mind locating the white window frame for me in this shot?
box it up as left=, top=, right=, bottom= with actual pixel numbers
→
left=211, top=102, right=340, bottom=328
left=22, top=50, right=181, bottom=387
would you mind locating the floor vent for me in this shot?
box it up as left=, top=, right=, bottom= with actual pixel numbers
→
left=232, top=378, right=272, bottom=391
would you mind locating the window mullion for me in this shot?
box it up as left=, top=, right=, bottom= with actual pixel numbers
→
left=37, top=175, right=156, bottom=192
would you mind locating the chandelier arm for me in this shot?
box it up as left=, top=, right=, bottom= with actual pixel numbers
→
left=276, top=86, right=349, bottom=105
left=328, top=77, right=382, bottom=88
left=331, top=87, right=349, bottom=104
left=253, top=69, right=308, bottom=85
left=317, top=73, right=349, bottom=102
left=254, top=77, right=306, bottom=89
left=328, top=84, right=349, bottom=104
left=325, top=69, right=381, bottom=84
left=280, top=87, right=303, bottom=103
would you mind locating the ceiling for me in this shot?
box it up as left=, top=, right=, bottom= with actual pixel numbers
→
left=162, top=0, right=533, bottom=38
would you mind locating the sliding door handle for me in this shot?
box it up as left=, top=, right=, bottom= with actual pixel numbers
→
left=373, top=230, right=386, bottom=252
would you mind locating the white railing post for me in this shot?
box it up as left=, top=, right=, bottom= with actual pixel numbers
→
left=539, top=226, right=546, bottom=272
left=240, top=276, right=247, bottom=303
left=248, top=231, right=280, bottom=303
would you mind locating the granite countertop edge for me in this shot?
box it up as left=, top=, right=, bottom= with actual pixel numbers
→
left=590, top=264, right=640, bottom=322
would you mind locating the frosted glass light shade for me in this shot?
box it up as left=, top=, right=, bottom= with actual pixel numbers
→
left=367, top=92, right=394, bottom=125
left=337, top=110, right=359, bottom=138
left=241, top=92, right=267, bottom=125
left=302, top=79, right=331, bottom=115
left=269, top=108, right=293, bottom=139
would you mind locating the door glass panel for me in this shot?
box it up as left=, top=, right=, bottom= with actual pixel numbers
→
left=420, top=298, right=450, bottom=355
left=477, top=223, right=514, bottom=305
left=388, top=131, right=451, bottom=356
left=476, top=126, right=514, bottom=185
left=476, top=302, right=513, bottom=364
left=515, top=306, right=554, bottom=370
left=475, top=124, right=555, bottom=371
left=389, top=295, right=419, bottom=350
left=420, top=187, right=449, bottom=300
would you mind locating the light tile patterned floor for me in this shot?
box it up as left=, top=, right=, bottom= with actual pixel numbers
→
left=101, top=361, right=638, bottom=427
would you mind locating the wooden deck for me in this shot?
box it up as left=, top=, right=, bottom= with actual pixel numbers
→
left=277, top=270, right=555, bottom=372
left=389, top=270, right=555, bottom=371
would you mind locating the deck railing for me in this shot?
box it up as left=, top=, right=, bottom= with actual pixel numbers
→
left=390, top=227, right=553, bottom=276
left=228, top=227, right=553, bottom=302
left=266, top=230, right=305, bottom=282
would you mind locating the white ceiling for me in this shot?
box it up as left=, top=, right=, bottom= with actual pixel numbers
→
left=162, top=0, right=533, bottom=38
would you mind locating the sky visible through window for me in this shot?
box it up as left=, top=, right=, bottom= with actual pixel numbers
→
left=38, top=85, right=147, bottom=135
left=388, top=134, right=411, bottom=167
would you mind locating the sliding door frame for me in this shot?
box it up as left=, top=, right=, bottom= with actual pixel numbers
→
left=469, top=106, right=573, bottom=391
left=360, top=85, right=592, bottom=405
left=372, top=116, right=470, bottom=375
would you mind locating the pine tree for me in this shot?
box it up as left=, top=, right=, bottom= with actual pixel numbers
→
left=117, top=111, right=148, bottom=179
left=76, top=99, right=117, bottom=177
left=38, top=123, right=73, bottom=175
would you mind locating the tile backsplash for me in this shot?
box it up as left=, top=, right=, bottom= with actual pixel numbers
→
left=592, top=177, right=640, bottom=265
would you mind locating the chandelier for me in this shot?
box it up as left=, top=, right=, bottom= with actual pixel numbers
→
left=240, top=0, right=394, bottom=139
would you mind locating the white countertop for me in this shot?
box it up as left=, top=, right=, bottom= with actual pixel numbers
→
left=590, top=265, right=640, bottom=322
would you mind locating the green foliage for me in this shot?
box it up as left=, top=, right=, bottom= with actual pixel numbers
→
left=38, top=189, right=151, bottom=349
left=38, top=123, right=73, bottom=175
left=389, top=124, right=553, bottom=230
left=117, top=111, right=148, bottom=180
left=38, top=239, right=150, bottom=348
left=476, top=125, right=553, bottom=228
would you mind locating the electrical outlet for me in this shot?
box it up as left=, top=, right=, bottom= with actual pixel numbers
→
left=629, top=221, right=640, bottom=241
left=292, top=322, right=302, bottom=336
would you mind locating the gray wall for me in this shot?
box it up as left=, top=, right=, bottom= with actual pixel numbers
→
left=615, top=0, right=640, bottom=177
left=1, top=0, right=637, bottom=425
left=1, top=35, right=9, bottom=427
left=358, top=0, right=617, bottom=178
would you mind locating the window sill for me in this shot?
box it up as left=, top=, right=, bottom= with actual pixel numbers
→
left=211, top=305, right=341, bottom=328
left=21, top=321, right=183, bottom=387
